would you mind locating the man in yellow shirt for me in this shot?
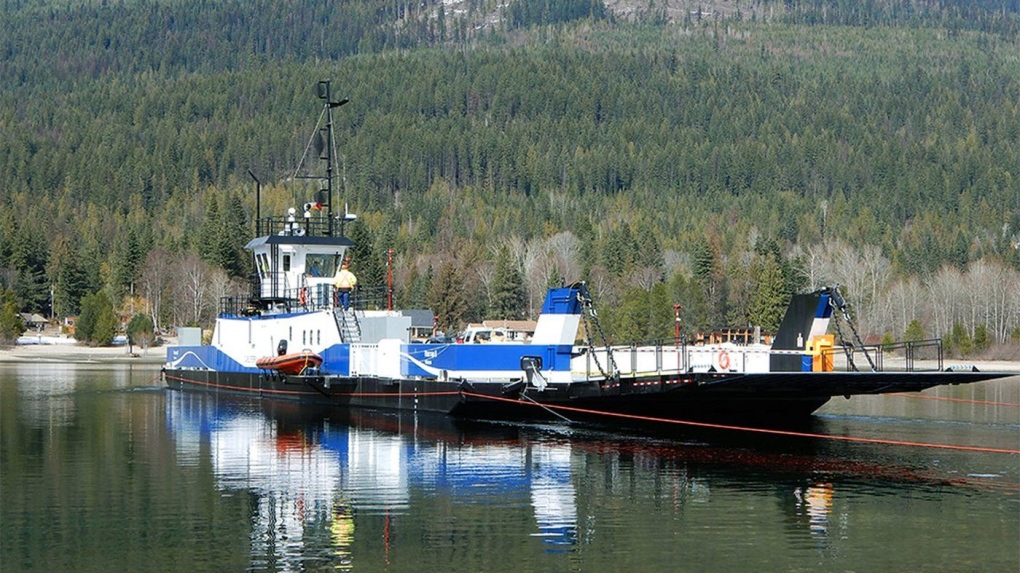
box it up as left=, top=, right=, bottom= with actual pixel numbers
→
left=333, top=261, right=358, bottom=310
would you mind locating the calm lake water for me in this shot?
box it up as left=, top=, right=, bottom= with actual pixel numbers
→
left=2, top=363, right=1018, bottom=572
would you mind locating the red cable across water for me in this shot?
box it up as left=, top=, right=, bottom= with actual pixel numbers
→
left=888, top=392, right=1020, bottom=407
left=162, top=373, right=1018, bottom=455
left=459, top=391, right=1020, bottom=456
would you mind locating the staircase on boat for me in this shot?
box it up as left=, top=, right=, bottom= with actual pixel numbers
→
left=335, top=308, right=361, bottom=343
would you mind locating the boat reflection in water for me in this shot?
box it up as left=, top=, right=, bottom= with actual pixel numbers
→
left=165, top=391, right=579, bottom=569
left=793, top=482, right=834, bottom=545
left=163, top=388, right=1014, bottom=571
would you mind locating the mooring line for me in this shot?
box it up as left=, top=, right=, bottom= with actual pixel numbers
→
left=888, top=393, right=1020, bottom=408
left=459, top=391, right=1020, bottom=455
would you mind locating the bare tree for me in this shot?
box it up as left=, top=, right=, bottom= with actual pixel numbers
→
left=491, top=234, right=528, bottom=270
left=475, top=261, right=495, bottom=311
left=172, top=252, right=216, bottom=327
left=662, top=249, right=692, bottom=281
left=880, top=276, right=922, bottom=338
left=924, top=265, right=964, bottom=338
left=870, top=257, right=1019, bottom=345
left=518, top=232, right=583, bottom=318
left=631, top=267, right=661, bottom=292
left=968, top=259, right=1020, bottom=343
left=523, top=250, right=556, bottom=318
left=801, top=243, right=835, bottom=291
left=964, top=260, right=996, bottom=337
left=804, top=240, right=891, bottom=335
left=1001, top=266, right=1020, bottom=342
left=139, top=247, right=173, bottom=333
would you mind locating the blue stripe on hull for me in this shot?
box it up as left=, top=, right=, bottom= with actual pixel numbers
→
left=169, top=344, right=354, bottom=375
left=401, top=343, right=573, bottom=378
left=167, top=345, right=257, bottom=373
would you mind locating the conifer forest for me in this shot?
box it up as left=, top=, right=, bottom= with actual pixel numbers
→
left=0, top=0, right=1018, bottom=353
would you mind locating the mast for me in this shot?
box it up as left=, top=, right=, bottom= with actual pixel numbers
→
left=317, top=80, right=348, bottom=236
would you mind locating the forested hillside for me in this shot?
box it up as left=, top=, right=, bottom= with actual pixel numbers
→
left=0, top=0, right=1018, bottom=353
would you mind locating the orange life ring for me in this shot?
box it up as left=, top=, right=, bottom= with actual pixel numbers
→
left=298, top=287, right=308, bottom=306
left=718, top=350, right=731, bottom=370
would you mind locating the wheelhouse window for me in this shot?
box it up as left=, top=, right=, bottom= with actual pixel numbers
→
left=256, top=253, right=270, bottom=278
left=305, top=254, right=336, bottom=278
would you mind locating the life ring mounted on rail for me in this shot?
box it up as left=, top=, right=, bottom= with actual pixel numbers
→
left=298, top=287, right=308, bottom=306
left=717, top=350, right=731, bottom=370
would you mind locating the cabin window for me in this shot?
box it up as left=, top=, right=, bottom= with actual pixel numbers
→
left=257, top=253, right=270, bottom=278
left=283, top=254, right=291, bottom=272
left=302, top=330, right=306, bottom=345
left=317, top=330, right=321, bottom=345
left=305, top=254, right=335, bottom=278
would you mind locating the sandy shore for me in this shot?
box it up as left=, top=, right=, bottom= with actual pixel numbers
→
left=0, top=340, right=168, bottom=364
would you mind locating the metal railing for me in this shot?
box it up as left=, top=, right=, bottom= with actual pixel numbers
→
left=220, top=282, right=389, bottom=317
left=820, top=338, right=943, bottom=372
left=572, top=336, right=946, bottom=381
left=255, top=215, right=350, bottom=238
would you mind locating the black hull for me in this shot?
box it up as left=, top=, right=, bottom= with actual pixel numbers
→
left=163, top=368, right=1015, bottom=425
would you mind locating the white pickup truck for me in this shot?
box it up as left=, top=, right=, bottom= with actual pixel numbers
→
left=458, top=327, right=520, bottom=344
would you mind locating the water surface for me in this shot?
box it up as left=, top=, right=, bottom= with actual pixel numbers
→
left=2, top=363, right=1017, bottom=572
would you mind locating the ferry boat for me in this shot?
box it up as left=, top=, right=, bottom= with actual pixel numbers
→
left=163, top=82, right=1015, bottom=425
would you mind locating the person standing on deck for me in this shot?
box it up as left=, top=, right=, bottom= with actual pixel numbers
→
left=333, top=261, right=358, bottom=310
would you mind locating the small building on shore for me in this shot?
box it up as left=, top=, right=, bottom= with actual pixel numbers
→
left=19, top=313, right=48, bottom=331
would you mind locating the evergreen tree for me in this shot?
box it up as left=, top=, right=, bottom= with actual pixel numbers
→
left=635, top=222, right=663, bottom=271
left=609, top=222, right=638, bottom=273
left=428, top=261, right=469, bottom=333
left=347, top=223, right=385, bottom=298
left=691, top=237, right=723, bottom=326
left=972, top=323, right=989, bottom=352
left=76, top=292, right=99, bottom=343
left=747, top=253, right=787, bottom=333
left=7, top=219, right=49, bottom=313
left=198, top=195, right=222, bottom=268
left=48, top=237, right=91, bottom=317
left=401, top=264, right=432, bottom=310
left=488, top=245, right=526, bottom=319
left=216, top=191, right=250, bottom=278
left=609, top=286, right=650, bottom=342
left=93, top=297, right=118, bottom=346
left=0, top=288, right=25, bottom=345
left=127, top=312, right=155, bottom=350
left=111, top=226, right=145, bottom=299
left=948, top=321, right=973, bottom=358
left=646, top=282, right=673, bottom=341
left=668, top=273, right=711, bottom=334
left=904, top=319, right=925, bottom=342
left=77, top=291, right=117, bottom=346
left=880, top=332, right=896, bottom=351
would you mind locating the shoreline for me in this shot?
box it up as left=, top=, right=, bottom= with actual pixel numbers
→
left=0, top=340, right=168, bottom=364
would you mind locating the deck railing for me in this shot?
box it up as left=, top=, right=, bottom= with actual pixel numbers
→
left=572, top=337, right=945, bottom=381
left=219, top=282, right=390, bottom=317
left=255, top=215, right=352, bottom=238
